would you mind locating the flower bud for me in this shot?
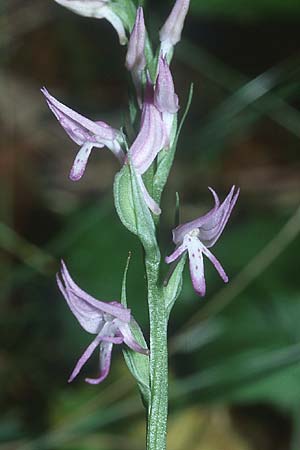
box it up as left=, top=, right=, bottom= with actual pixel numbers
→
left=159, top=0, right=190, bottom=56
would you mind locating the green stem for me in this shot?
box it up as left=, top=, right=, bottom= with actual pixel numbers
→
left=145, top=257, right=168, bottom=450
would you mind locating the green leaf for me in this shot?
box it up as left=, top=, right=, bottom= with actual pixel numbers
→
left=120, top=254, right=150, bottom=406
left=114, top=164, right=138, bottom=236
left=114, top=164, right=159, bottom=259
left=164, top=254, right=187, bottom=316
left=110, top=0, right=137, bottom=31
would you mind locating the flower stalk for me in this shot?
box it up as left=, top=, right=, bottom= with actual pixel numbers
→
left=44, top=2, right=239, bottom=450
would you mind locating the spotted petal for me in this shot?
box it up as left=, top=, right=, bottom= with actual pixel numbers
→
left=185, top=235, right=206, bottom=296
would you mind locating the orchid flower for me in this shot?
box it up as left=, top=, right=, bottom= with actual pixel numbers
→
left=53, top=0, right=127, bottom=45
left=57, top=261, right=149, bottom=384
left=154, top=56, right=179, bottom=144
left=166, top=186, right=239, bottom=296
left=125, top=7, right=146, bottom=106
left=129, top=80, right=168, bottom=215
left=41, top=87, right=124, bottom=181
left=159, top=0, right=190, bottom=57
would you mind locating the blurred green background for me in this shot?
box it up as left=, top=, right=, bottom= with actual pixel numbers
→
left=1, top=0, right=300, bottom=449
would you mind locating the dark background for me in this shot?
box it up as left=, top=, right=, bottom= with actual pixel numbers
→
left=1, top=0, right=300, bottom=449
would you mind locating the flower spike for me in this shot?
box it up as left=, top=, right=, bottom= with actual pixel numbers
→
left=53, top=0, right=127, bottom=45
left=159, top=0, right=190, bottom=56
left=41, top=87, right=124, bottom=180
left=57, top=261, right=149, bottom=384
left=166, top=187, right=239, bottom=296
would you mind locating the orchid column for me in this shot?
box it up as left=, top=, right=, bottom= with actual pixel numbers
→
left=43, top=2, right=239, bottom=450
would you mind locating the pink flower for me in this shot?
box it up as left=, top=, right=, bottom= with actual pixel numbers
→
left=129, top=80, right=168, bottom=215
left=41, top=87, right=124, bottom=180
left=154, top=56, right=179, bottom=144
left=165, top=186, right=239, bottom=296
left=57, top=261, right=149, bottom=384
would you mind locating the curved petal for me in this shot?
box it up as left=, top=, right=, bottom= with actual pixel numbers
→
left=172, top=187, right=220, bottom=244
left=85, top=341, right=113, bottom=384
left=185, top=235, right=206, bottom=296
left=137, top=174, right=161, bottom=215
left=200, top=242, right=228, bottom=283
left=159, top=0, right=190, bottom=56
left=69, top=142, right=93, bottom=181
left=125, top=7, right=146, bottom=73
left=165, top=241, right=187, bottom=264
left=59, top=261, right=131, bottom=328
left=130, top=82, right=168, bottom=175
left=198, top=186, right=239, bottom=247
left=68, top=331, right=104, bottom=382
left=118, top=321, right=149, bottom=355
left=154, top=56, right=179, bottom=114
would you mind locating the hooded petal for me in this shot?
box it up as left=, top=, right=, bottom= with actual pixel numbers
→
left=198, top=186, right=240, bottom=247
left=57, top=261, right=131, bottom=333
left=185, top=235, right=206, bottom=296
left=154, top=56, right=179, bottom=114
left=125, top=7, right=146, bottom=73
left=159, top=0, right=190, bottom=56
left=173, top=187, right=220, bottom=244
left=130, top=81, right=168, bottom=174
left=41, top=87, right=125, bottom=164
left=53, top=1, right=127, bottom=45
left=85, top=341, right=113, bottom=384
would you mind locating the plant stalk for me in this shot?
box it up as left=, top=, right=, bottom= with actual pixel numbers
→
left=145, top=257, right=168, bottom=450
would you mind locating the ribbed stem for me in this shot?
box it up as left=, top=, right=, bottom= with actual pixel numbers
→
left=145, top=258, right=168, bottom=450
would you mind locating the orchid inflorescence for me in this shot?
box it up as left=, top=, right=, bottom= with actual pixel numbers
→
left=43, top=1, right=239, bottom=448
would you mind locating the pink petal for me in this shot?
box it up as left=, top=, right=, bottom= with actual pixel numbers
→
left=137, top=174, right=161, bottom=215
left=199, top=242, right=228, bottom=283
left=173, top=187, right=220, bottom=244
left=69, top=142, right=93, bottom=181
left=118, top=321, right=149, bottom=355
left=159, top=0, right=190, bottom=56
left=59, top=261, right=131, bottom=326
left=185, top=235, right=206, bottom=296
left=198, top=186, right=239, bottom=247
left=41, top=87, right=117, bottom=142
left=130, top=81, right=168, bottom=175
left=154, top=56, right=179, bottom=114
left=125, top=7, right=146, bottom=73
left=85, top=341, right=113, bottom=384
left=68, top=331, right=103, bottom=382
left=165, top=241, right=187, bottom=264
